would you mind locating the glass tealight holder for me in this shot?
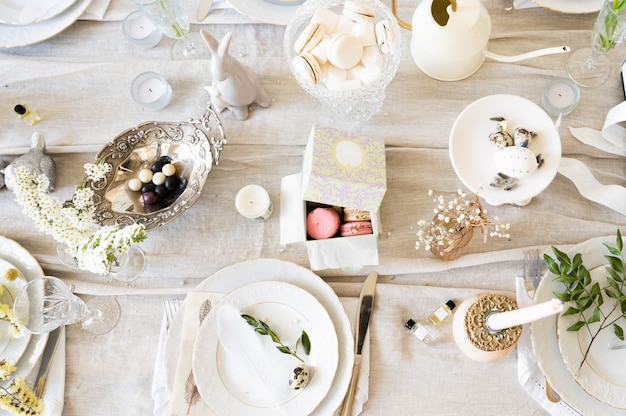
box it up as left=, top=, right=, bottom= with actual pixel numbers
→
left=284, top=0, right=402, bottom=125
left=123, top=10, right=163, bottom=49
left=130, top=71, right=173, bottom=110
left=541, top=77, right=580, bottom=117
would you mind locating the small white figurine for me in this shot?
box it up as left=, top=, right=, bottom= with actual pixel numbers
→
left=201, top=30, right=271, bottom=121
left=3, top=131, right=55, bottom=192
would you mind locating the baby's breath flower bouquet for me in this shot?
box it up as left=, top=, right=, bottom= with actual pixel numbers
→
left=415, top=190, right=511, bottom=260
left=11, top=162, right=146, bottom=275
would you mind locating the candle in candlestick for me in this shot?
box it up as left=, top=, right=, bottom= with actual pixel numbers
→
left=542, top=77, right=580, bottom=117
left=235, top=184, right=273, bottom=220
left=130, top=72, right=172, bottom=110
left=486, top=298, right=563, bottom=331
left=122, top=10, right=162, bottom=48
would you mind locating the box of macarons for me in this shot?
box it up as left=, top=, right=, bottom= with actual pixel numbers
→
left=280, top=125, right=386, bottom=271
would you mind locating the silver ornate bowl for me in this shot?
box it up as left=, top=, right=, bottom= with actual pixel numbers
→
left=85, top=105, right=227, bottom=231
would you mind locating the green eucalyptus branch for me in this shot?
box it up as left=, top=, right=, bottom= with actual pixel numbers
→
left=241, top=314, right=311, bottom=363
left=545, top=229, right=625, bottom=373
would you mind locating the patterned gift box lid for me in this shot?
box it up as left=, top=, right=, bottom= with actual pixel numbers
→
left=301, top=125, right=386, bottom=212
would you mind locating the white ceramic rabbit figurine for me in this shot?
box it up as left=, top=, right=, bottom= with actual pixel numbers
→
left=201, top=30, right=271, bottom=121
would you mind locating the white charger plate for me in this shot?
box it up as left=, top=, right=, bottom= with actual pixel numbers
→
left=531, top=235, right=626, bottom=416
left=449, top=94, right=561, bottom=206
left=0, top=236, right=48, bottom=390
left=228, top=0, right=302, bottom=25
left=164, top=258, right=354, bottom=416
left=531, top=0, right=602, bottom=14
left=557, top=266, right=626, bottom=409
left=192, top=281, right=339, bottom=416
left=0, top=0, right=92, bottom=49
left=0, top=258, right=31, bottom=369
left=0, top=0, right=77, bottom=25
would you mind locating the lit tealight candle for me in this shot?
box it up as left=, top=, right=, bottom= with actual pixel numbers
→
left=235, top=184, right=273, bottom=220
left=542, top=77, right=581, bottom=117
left=122, top=10, right=162, bottom=48
left=486, top=298, right=564, bottom=331
left=130, top=71, right=172, bottom=110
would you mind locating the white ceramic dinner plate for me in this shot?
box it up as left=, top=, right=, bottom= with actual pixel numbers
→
left=0, top=236, right=48, bottom=390
left=0, top=0, right=77, bottom=25
left=228, top=0, right=303, bottom=25
left=449, top=94, right=561, bottom=206
left=164, top=258, right=354, bottom=416
left=557, top=265, right=626, bottom=409
left=531, top=0, right=603, bottom=14
left=0, top=259, right=31, bottom=369
left=531, top=235, right=626, bottom=415
left=0, top=0, right=92, bottom=49
left=192, top=281, right=339, bottom=416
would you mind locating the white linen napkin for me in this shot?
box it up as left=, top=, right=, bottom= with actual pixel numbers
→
left=515, top=277, right=581, bottom=416
left=152, top=294, right=370, bottom=416
left=79, top=0, right=112, bottom=21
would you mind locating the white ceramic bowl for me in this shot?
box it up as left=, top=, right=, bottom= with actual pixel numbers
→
left=449, top=94, right=561, bottom=206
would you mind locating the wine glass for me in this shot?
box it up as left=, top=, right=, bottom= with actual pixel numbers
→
left=566, top=0, right=626, bottom=87
left=131, top=0, right=203, bottom=59
left=13, top=276, right=121, bottom=335
left=56, top=244, right=146, bottom=283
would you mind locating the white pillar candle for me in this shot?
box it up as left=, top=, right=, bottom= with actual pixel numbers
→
left=130, top=71, right=172, bottom=111
left=235, top=185, right=273, bottom=220
left=122, top=10, right=162, bottom=48
left=542, top=77, right=580, bottom=117
left=486, top=298, right=564, bottom=331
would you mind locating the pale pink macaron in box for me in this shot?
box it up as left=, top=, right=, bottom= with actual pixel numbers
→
left=339, top=220, right=373, bottom=237
left=306, top=207, right=341, bottom=239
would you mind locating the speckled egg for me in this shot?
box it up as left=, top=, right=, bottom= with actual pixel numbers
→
left=288, top=365, right=311, bottom=390
left=492, top=146, right=539, bottom=179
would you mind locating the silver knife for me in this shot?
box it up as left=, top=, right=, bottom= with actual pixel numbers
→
left=33, top=326, right=63, bottom=399
left=340, top=271, right=378, bottom=416
left=196, top=0, right=213, bottom=21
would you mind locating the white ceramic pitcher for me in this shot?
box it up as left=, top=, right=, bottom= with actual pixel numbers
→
left=410, top=0, right=570, bottom=81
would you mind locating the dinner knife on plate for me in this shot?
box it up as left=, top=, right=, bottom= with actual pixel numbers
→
left=340, top=271, right=378, bottom=416
left=33, top=326, right=63, bottom=399
left=197, top=0, right=213, bottom=21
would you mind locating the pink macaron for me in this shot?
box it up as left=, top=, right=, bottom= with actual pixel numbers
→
left=306, top=207, right=340, bottom=240
left=339, top=220, right=373, bottom=237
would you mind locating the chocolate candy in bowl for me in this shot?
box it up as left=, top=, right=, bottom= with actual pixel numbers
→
left=82, top=106, right=227, bottom=231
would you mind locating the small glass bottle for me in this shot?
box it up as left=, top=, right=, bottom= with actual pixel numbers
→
left=405, top=319, right=437, bottom=344
left=427, top=300, right=456, bottom=327
left=14, top=104, right=41, bottom=126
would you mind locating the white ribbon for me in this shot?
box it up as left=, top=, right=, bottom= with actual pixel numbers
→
left=561, top=101, right=626, bottom=216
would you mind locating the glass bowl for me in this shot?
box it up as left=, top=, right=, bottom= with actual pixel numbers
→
left=284, top=0, right=401, bottom=125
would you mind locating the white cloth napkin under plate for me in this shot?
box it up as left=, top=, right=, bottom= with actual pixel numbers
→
left=515, top=277, right=580, bottom=416
left=152, top=293, right=369, bottom=416
left=79, top=0, right=111, bottom=20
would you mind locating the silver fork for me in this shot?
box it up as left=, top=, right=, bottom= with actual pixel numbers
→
left=523, top=249, right=542, bottom=297
left=162, top=298, right=182, bottom=330
left=523, top=250, right=561, bottom=403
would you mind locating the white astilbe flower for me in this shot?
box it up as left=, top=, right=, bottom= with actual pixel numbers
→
left=11, top=164, right=146, bottom=275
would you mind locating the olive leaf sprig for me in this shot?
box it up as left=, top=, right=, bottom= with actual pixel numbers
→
left=545, top=229, right=625, bottom=372
left=241, top=314, right=311, bottom=363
